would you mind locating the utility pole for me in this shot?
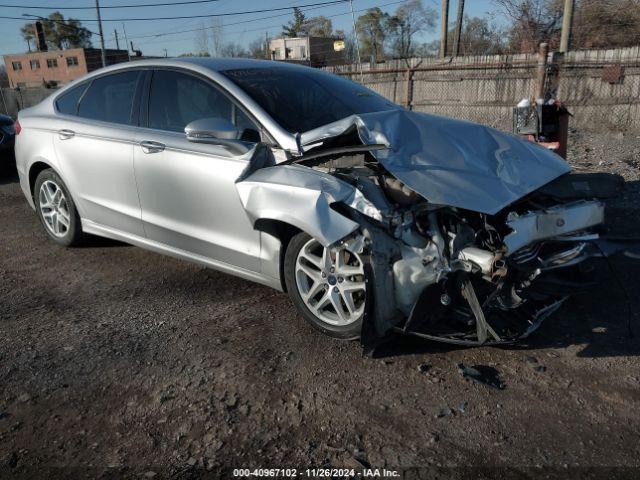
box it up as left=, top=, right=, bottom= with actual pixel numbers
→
left=349, top=0, right=363, bottom=81
left=452, top=0, right=465, bottom=57
left=535, top=42, right=549, bottom=99
left=439, top=0, right=449, bottom=58
left=265, top=31, right=270, bottom=59
left=122, top=23, right=131, bottom=61
left=559, top=0, right=575, bottom=53
left=114, top=29, right=120, bottom=50
left=95, top=0, right=106, bottom=67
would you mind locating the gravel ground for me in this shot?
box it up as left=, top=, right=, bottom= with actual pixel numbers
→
left=1, top=131, right=640, bottom=479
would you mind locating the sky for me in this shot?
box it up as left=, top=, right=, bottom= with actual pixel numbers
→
left=0, top=0, right=497, bottom=58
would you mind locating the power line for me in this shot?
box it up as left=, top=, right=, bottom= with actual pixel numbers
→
left=129, top=1, right=337, bottom=40
left=0, top=0, right=224, bottom=9
left=0, top=0, right=350, bottom=23
left=136, top=0, right=408, bottom=47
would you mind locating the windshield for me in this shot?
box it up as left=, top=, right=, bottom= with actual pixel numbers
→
left=220, top=67, right=398, bottom=133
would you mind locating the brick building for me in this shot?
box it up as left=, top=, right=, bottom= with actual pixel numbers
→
left=3, top=48, right=129, bottom=88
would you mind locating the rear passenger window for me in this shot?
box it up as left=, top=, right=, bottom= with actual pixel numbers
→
left=78, top=71, right=140, bottom=125
left=56, top=82, right=89, bottom=115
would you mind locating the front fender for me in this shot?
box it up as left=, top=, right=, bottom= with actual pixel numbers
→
left=235, top=164, right=360, bottom=246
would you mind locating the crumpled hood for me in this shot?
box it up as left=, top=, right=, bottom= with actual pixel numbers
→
left=299, top=109, right=571, bottom=215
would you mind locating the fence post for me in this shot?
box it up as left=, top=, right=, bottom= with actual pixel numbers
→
left=405, top=69, right=414, bottom=110
left=535, top=42, right=549, bottom=99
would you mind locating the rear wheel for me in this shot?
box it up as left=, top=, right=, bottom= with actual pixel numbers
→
left=284, top=232, right=367, bottom=340
left=34, top=169, right=85, bottom=247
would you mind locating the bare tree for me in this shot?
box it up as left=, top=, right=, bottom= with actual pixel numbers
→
left=247, top=38, right=266, bottom=59
left=457, top=16, right=506, bottom=55
left=301, top=16, right=333, bottom=37
left=356, top=7, right=389, bottom=64
left=385, top=0, right=437, bottom=59
left=221, top=42, right=248, bottom=58
left=572, top=0, right=640, bottom=49
left=194, top=22, right=210, bottom=56
left=210, top=19, right=224, bottom=57
left=492, top=0, right=563, bottom=52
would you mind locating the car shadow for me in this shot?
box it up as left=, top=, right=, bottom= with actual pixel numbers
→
left=372, top=254, right=640, bottom=360
left=0, top=152, right=18, bottom=184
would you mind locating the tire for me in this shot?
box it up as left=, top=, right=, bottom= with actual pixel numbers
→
left=34, top=169, right=85, bottom=247
left=284, top=232, right=366, bottom=340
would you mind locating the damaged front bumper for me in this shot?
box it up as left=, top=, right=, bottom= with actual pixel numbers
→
left=503, top=200, right=605, bottom=255
left=349, top=198, right=621, bottom=349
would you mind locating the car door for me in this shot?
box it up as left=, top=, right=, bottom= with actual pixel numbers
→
left=133, top=68, right=262, bottom=272
left=52, top=69, right=145, bottom=237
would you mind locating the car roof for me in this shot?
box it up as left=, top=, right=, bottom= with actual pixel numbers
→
left=173, top=57, right=311, bottom=72
left=105, top=57, right=317, bottom=74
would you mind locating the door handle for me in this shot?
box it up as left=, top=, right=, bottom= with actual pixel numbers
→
left=139, top=140, right=165, bottom=154
left=58, top=129, right=75, bottom=140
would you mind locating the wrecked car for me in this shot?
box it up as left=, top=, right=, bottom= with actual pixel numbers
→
left=14, top=58, right=624, bottom=347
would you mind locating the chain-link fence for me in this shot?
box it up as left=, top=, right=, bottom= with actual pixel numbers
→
left=325, top=46, right=640, bottom=133
left=2, top=47, right=639, bottom=134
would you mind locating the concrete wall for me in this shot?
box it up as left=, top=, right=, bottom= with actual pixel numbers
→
left=0, top=86, right=56, bottom=118
left=325, top=47, right=640, bottom=132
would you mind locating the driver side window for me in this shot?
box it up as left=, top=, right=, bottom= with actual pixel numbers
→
left=148, top=69, right=259, bottom=140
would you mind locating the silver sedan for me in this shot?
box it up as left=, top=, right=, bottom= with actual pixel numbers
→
left=15, top=58, right=618, bottom=347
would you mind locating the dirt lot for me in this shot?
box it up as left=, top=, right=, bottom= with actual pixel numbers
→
left=1, top=131, right=640, bottom=478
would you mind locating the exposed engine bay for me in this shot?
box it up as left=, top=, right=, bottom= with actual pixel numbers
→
left=236, top=109, right=628, bottom=348
left=306, top=150, right=618, bottom=346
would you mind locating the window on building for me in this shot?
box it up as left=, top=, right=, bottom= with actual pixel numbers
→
left=11, top=61, right=22, bottom=71
left=78, top=71, right=141, bottom=125
left=274, top=48, right=282, bottom=59
left=298, top=46, right=306, bottom=58
left=47, top=58, right=58, bottom=68
left=66, top=56, right=79, bottom=66
left=30, top=59, right=40, bottom=70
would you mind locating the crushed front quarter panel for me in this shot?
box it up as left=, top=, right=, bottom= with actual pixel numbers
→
left=300, top=110, right=572, bottom=215
left=235, top=164, right=364, bottom=247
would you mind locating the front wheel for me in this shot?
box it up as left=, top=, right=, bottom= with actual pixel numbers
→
left=34, top=169, right=85, bottom=247
left=284, top=232, right=367, bottom=340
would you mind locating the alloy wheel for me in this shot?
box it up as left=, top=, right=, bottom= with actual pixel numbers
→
left=294, top=238, right=366, bottom=326
left=39, top=180, right=71, bottom=238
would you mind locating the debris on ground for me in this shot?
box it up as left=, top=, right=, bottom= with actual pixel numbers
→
left=417, top=363, right=432, bottom=373
left=436, top=407, right=454, bottom=418
left=457, top=363, right=506, bottom=390
left=524, top=356, right=547, bottom=373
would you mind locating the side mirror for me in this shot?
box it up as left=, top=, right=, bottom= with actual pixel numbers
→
left=185, top=117, right=249, bottom=155
left=185, top=117, right=239, bottom=140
